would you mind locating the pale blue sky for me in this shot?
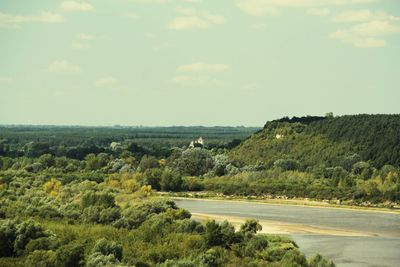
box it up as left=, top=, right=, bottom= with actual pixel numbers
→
left=0, top=0, right=399, bottom=126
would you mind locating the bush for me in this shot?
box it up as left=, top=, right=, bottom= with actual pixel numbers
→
left=55, top=241, right=85, bottom=267
left=25, top=250, right=57, bottom=267
left=14, top=220, right=49, bottom=255
left=86, top=252, right=120, bottom=267
left=273, top=159, right=301, bottom=171
left=92, top=238, right=123, bottom=261
left=0, top=219, right=17, bottom=257
left=309, top=253, right=336, bottom=267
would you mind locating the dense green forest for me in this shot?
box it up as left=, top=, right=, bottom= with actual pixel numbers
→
left=230, top=114, right=400, bottom=168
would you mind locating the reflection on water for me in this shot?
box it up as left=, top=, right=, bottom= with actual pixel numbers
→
left=176, top=199, right=400, bottom=267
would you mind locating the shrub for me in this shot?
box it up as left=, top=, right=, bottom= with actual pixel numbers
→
left=92, top=238, right=123, bottom=261
left=55, top=241, right=85, bottom=267
left=25, top=250, right=57, bottom=267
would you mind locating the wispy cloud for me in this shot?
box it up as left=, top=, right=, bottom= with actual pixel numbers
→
left=172, top=75, right=226, bottom=86
left=72, top=33, right=101, bottom=50
left=173, top=62, right=229, bottom=86
left=332, top=9, right=374, bottom=22
left=0, top=76, right=13, bottom=85
left=124, top=12, right=140, bottom=20
left=168, top=8, right=225, bottom=30
left=307, top=8, right=330, bottom=16
left=330, top=10, right=400, bottom=48
left=60, top=1, right=94, bottom=12
left=0, top=12, right=63, bottom=28
left=95, top=76, right=117, bottom=87
left=177, top=62, right=229, bottom=73
left=236, top=0, right=376, bottom=17
left=48, top=60, right=81, bottom=73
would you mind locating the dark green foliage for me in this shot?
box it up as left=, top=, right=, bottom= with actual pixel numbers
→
left=13, top=220, right=49, bottom=255
left=204, top=220, right=237, bottom=248
left=0, top=220, right=17, bottom=257
left=25, top=237, right=58, bottom=254
left=81, top=192, right=116, bottom=208
left=232, top=114, right=400, bottom=168
left=161, top=168, right=183, bottom=191
left=274, top=158, right=301, bottom=171
left=55, top=241, right=85, bottom=267
left=92, top=238, right=123, bottom=261
left=309, top=253, right=336, bottom=267
left=174, top=148, right=214, bottom=176
left=25, top=250, right=57, bottom=267
left=138, top=155, right=160, bottom=171
left=239, top=219, right=262, bottom=239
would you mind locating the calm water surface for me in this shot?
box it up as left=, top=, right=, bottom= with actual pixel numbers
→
left=176, top=199, right=400, bottom=267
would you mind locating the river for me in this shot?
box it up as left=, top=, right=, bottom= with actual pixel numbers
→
left=175, top=198, right=400, bottom=267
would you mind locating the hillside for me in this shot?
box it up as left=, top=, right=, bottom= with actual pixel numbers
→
left=230, top=114, right=400, bottom=169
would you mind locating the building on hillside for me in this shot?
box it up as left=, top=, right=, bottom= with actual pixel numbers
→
left=189, top=136, right=204, bottom=148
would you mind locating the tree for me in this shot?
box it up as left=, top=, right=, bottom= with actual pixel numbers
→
left=273, top=159, right=301, bottom=171
left=138, top=155, right=159, bottom=171
left=25, top=250, right=57, bottom=267
left=160, top=168, right=183, bottom=191
left=92, top=238, right=123, bottom=261
left=14, top=220, right=49, bottom=255
left=55, top=242, right=85, bottom=267
left=239, top=219, right=262, bottom=239
left=38, top=154, right=55, bottom=168
left=0, top=219, right=17, bottom=257
left=174, top=148, right=214, bottom=176
left=43, top=178, right=62, bottom=198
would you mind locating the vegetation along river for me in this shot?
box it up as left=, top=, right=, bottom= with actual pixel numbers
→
left=176, top=198, right=400, bottom=267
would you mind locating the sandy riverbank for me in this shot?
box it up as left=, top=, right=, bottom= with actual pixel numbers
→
left=191, top=212, right=377, bottom=237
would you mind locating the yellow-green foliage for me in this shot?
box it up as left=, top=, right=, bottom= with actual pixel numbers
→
left=43, top=178, right=62, bottom=198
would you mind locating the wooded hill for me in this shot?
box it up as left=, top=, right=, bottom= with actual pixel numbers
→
left=230, top=114, right=400, bottom=169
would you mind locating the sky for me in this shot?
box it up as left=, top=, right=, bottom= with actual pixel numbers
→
left=0, top=0, right=399, bottom=126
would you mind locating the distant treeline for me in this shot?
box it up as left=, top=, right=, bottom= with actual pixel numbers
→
left=0, top=126, right=258, bottom=160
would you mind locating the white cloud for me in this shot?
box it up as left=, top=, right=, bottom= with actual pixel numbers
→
left=48, top=60, right=81, bottom=73
left=0, top=12, right=63, bottom=28
left=168, top=8, right=225, bottom=30
left=71, top=43, right=90, bottom=50
left=236, top=0, right=376, bottom=17
left=60, top=1, right=93, bottom=12
left=332, top=9, right=374, bottom=22
left=251, top=22, right=267, bottom=29
left=71, top=33, right=100, bottom=50
left=77, top=33, right=96, bottom=41
left=124, top=12, right=140, bottom=19
left=330, top=30, right=386, bottom=47
left=236, top=1, right=278, bottom=17
left=330, top=11, right=400, bottom=48
left=172, top=75, right=225, bottom=86
left=95, top=77, right=117, bottom=87
left=0, top=77, right=13, bottom=85
left=307, top=8, right=330, bottom=16
left=173, top=62, right=229, bottom=86
left=177, top=62, right=229, bottom=73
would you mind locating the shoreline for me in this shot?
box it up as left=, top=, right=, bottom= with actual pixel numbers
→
left=165, top=194, right=400, bottom=215
left=191, top=212, right=378, bottom=237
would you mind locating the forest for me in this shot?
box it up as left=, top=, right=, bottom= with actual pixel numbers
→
left=0, top=125, right=335, bottom=266
left=1, top=114, right=399, bottom=266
